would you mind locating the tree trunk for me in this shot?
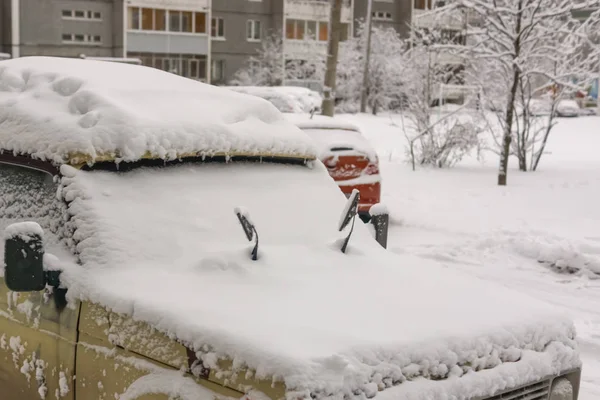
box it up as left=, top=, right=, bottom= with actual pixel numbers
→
left=360, top=0, right=373, bottom=113
left=321, top=0, right=344, bottom=117
left=497, top=0, right=523, bottom=186
left=518, top=150, right=527, bottom=171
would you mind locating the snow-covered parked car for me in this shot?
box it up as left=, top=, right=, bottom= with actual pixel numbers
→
left=556, top=100, right=581, bottom=118
left=0, top=57, right=583, bottom=400
left=224, top=86, right=306, bottom=114
left=285, top=114, right=381, bottom=221
left=269, top=86, right=323, bottom=113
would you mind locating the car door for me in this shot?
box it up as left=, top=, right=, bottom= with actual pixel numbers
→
left=0, top=159, right=79, bottom=399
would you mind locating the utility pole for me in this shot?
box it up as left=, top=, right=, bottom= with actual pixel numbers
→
left=321, top=0, right=344, bottom=117
left=360, top=0, right=374, bottom=113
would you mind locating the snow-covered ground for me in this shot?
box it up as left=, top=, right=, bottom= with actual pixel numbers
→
left=339, top=113, right=600, bottom=399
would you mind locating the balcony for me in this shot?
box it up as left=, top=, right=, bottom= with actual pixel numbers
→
left=283, top=39, right=328, bottom=57
left=413, top=8, right=466, bottom=30
left=285, top=0, right=353, bottom=23
left=434, top=52, right=463, bottom=65
left=127, top=0, right=209, bottom=11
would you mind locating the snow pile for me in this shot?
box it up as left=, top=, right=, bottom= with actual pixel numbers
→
left=53, top=159, right=579, bottom=399
left=0, top=57, right=316, bottom=165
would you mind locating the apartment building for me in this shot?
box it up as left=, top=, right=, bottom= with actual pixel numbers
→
left=355, top=0, right=411, bottom=37
left=125, top=0, right=211, bottom=81
left=0, top=0, right=418, bottom=85
left=0, top=0, right=124, bottom=58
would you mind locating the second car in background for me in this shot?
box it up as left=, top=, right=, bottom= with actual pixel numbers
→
left=285, top=114, right=381, bottom=221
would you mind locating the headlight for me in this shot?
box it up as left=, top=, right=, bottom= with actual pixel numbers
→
left=550, top=378, right=573, bottom=400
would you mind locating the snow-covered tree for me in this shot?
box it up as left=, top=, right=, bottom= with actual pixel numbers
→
left=451, top=0, right=600, bottom=184
left=231, top=32, right=326, bottom=87
left=230, top=33, right=284, bottom=86
left=336, top=23, right=405, bottom=114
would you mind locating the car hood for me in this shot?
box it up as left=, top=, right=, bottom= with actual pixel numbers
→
left=56, top=162, right=579, bottom=399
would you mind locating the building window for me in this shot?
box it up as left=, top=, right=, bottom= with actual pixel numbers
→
left=62, top=9, right=102, bottom=20
left=318, top=21, right=328, bottom=41
left=62, top=33, right=102, bottom=44
left=169, top=11, right=181, bottom=32
left=182, top=12, right=193, bottom=33
left=246, top=20, right=261, bottom=41
left=127, top=7, right=206, bottom=34
left=211, top=17, right=225, bottom=38
left=285, top=19, right=341, bottom=42
left=195, top=12, right=206, bottom=33
left=128, top=7, right=140, bottom=29
left=339, top=23, right=349, bottom=41
left=372, top=11, right=393, bottom=21
left=286, top=19, right=298, bottom=39
left=414, top=0, right=433, bottom=10
left=285, top=19, right=308, bottom=40
left=142, top=8, right=153, bottom=30
left=127, top=52, right=208, bottom=81
left=211, top=60, right=226, bottom=82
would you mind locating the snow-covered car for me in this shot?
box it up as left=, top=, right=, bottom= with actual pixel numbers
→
left=556, top=99, right=581, bottom=118
left=286, top=114, right=381, bottom=221
left=0, top=57, right=582, bottom=400
left=269, top=86, right=323, bottom=113
left=578, top=107, right=597, bottom=116
left=528, top=98, right=553, bottom=116
left=224, top=86, right=306, bottom=114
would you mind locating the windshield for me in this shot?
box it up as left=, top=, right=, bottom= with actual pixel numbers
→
left=72, top=161, right=351, bottom=270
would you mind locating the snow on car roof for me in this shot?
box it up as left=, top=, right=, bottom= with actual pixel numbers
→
left=285, top=114, right=361, bottom=131
left=284, top=114, right=377, bottom=161
left=56, top=161, right=578, bottom=399
left=0, top=57, right=317, bottom=165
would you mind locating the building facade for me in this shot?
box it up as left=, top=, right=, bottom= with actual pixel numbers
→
left=0, top=0, right=420, bottom=85
left=1, top=0, right=124, bottom=58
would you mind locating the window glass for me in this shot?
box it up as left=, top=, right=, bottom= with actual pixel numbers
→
left=306, top=21, right=316, bottom=39
left=319, top=21, right=328, bottom=41
left=181, top=11, right=193, bottom=32
left=141, top=8, right=153, bottom=30
left=194, top=12, right=206, bottom=33
left=169, top=10, right=181, bottom=32
left=296, top=20, right=305, bottom=40
left=0, top=163, right=65, bottom=249
left=155, top=9, right=166, bottom=31
left=286, top=19, right=297, bottom=39
left=128, top=7, right=140, bottom=29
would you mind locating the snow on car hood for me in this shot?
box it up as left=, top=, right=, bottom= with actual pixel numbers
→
left=0, top=57, right=316, bottom=165
left=57, top=161, right=578, bottom=399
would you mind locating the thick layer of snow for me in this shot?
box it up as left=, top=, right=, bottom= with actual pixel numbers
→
left=338, top=113, right=600, bottom=399
left=52, top=158, right=579, bottom=399
left=3, top=221, right=44, bottom=240
left=285, top=114, right=361, bottom=131
left=224, top=86, right=306, bottom=114
left=0, top=57, right=316, bottom=165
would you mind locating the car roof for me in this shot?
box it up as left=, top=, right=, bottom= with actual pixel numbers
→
left=285, top=114, right=361, bottom=131
left=0, top=57, right=317, bottom=166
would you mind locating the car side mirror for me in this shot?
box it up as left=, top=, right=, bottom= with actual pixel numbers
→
left=3, top=222, right=46, bottom=292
